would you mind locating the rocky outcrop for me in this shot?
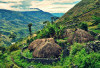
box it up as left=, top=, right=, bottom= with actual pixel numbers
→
left=28, top=38, right=62, bottom=58
left=86, top=41, right=100, bottom=52
left=63, top=29, right=94, bottom=44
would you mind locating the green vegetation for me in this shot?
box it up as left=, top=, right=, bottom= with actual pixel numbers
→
left=78, top=22, right=88, bottom=31
left=0, top=0, right=100, bottom=68
left=0, top=9, right=53, bottom=47
left=92, top=16, right=100, bottom=25
left=36, top=23, right=65, bottom=39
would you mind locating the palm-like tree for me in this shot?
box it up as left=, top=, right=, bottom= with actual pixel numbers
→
left=28, top=23, right=32, bottom=36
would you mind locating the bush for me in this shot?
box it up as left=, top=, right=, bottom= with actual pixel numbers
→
left=70, top=43, right=84, bottom=55
left=9, top=44, right=19, bottom=52
left=36, top=23, right=65, bottom=39
left=79, top=22, right=88, bottom=31
left=0, top=46, right=6, bottom=53
left=27, top=38, right=34, bottom=44
left=63, top=43, right=100, bottom=68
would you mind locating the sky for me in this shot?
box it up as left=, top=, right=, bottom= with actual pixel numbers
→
left=0, top=0, right=81, bottom=13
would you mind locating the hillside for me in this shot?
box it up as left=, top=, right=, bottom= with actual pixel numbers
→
left=0, top=0, right=100, bottom=68
left=56, top=0, right=100, bottom=24
left=0, top=9, right=53, bottom=46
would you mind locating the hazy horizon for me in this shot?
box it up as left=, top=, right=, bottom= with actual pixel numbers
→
left=0, top=0, right=81, bottom=13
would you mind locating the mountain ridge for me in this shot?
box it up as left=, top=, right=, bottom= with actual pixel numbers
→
left=0, top=9, right=54, bottom=46
left=56, top=0, right=100, bottom=24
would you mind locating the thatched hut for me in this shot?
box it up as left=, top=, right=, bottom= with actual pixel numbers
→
left=28, top=38, right=55, bottom=50
left=33, top=42, right=62, bottom=58
left=28, top=38, right=62, bottom=58
left=64, top=29, right=94, bottom=44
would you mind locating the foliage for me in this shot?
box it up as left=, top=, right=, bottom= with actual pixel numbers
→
left=36, top=23, right=65, bottom=39
left=92, top=16, right=100, bottom=25
left=0, top=9, right=53, bottom=47
left=27, top=38, right=34, bottom=44
left=62, top=43, right=100, bottom=68
left=8, top=44, right=20, bottom=52
left=78, top=22, right=88, bottom=31
left=70, top=43, right=84, bottom=55
left=22, top=49, right=33, bottom=59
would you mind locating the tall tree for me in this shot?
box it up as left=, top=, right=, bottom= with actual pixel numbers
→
left=28, top=23, right=32, bottom=36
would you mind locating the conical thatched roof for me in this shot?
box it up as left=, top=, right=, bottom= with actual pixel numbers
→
left=33, top=42, right=62, bottom=58
left=64, top=29, right=94, bottom=44
left=28, top=38, right=55, bottom=50
left=28, top=38, right=62, bottom=58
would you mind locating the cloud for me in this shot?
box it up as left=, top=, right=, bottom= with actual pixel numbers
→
left=30, top=0, right=81, bottom=13
left=0, top=0, right=81, bottom=13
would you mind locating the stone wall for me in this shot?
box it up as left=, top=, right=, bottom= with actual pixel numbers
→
left=21, top=46, right=60, bottom=64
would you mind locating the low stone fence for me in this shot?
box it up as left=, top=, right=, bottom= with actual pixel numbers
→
left=21, top=46, right=60, bottom=64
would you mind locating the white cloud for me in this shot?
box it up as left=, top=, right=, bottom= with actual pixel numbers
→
left=30, top=0, right=81, bottom=13
left=0, top=0, right=81, bottom=13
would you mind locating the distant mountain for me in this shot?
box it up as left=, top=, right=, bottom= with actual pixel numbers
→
left=52, top=13, right=64, bottom=17
left=56, top=0, right=100, bottom=24
left=0, top=9, right=53, bottom=46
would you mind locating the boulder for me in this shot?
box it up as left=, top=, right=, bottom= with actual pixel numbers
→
left=63, top=29, right=94, bottom=44
left=28, top=38, right=62, bottom=58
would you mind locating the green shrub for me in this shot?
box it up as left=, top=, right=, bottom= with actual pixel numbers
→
left=36, top=23, right=65, bottom=39
left=79, top=22, right=88, bottom=31
left=9, top=44, right=19, bottom=52
left=27, top=38, right=34, bottom=44
left=63, top=43, right=100, bottom=68
left=70, top=43, right=84, bottom=55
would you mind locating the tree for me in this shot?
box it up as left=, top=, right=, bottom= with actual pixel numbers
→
left=79, top=23, right=88, bottom=31
left=28, top=23, right=32, bottom=36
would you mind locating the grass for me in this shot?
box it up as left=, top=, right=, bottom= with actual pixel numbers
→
left=22, top=48, right=33, bottom=59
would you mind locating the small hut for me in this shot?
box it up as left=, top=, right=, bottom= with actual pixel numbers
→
left=64, top=29, right=94, bottom=44
left=28, top=38, right=62, bottom=58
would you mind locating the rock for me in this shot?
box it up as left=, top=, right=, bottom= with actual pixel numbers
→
left=28, top=38, right=62, bottom=58
left=86, top=41, right=100, bottom=52
left=63, top=29, right=94, bottom=44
